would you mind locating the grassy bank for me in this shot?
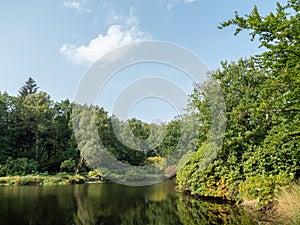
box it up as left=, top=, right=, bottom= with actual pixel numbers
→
left=177, top=172, right=300, bottom=224
left=272, top=183, right=300, bottom=224
left=260, top=181, right=300, bottom=225
left=0, top=172, right=104, bottom=186
left=238, top=180, right=300, bottom=224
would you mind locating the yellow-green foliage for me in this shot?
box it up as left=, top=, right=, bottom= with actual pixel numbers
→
left=87, top=170, right=105, bottom=182
left=41, top=176, right=68, bottom=186
left=0, top=174, right=87, bottom=186
left=177, top=143, right=232, bottom=199
left=238, top=173, right=293, bottom=209
left=67, top=174, right=85, bottom=184
left=146, top=156, right=166, bottom=170
left=0, top=176, right=22, bottom=185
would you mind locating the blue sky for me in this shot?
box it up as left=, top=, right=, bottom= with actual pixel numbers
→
left=0, top=0, right=285, bottom=122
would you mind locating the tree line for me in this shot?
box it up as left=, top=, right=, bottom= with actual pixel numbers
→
left=0, top=78, right=186, bottom=177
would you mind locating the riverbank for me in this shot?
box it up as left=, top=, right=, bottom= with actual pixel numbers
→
left=255, top=182, right=300, bottom=225
left=178, top=179, right=300, bottom=225
left=0, top=173, right=105, bottom=186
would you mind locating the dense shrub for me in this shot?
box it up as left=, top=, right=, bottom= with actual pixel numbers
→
left=0, top=157, right=38, bottom=176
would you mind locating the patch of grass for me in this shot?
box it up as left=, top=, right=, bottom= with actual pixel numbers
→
left=41, top=176, right=67, bottom=186
left=19, top=175, right=43, bottom=185
left=273, top=182, right=300, bottom=225
left=0, top=176, right=21, bottom=185
left=0, top=174, right=92, bottom=186
left=0, top=175, right=44, bottom=185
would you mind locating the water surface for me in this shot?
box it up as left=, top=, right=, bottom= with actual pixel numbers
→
left=0, top=180, right=259, bottom=225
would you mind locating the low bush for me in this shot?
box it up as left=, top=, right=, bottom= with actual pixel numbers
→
left=67, top=174, right=85, bottom=184
left=238, top=173, right=293, bottom=209
left=0, top=157, right=38, bottom=176
left=19, top=175, right=42, bottom=185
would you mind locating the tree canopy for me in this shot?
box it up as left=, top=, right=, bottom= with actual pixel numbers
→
left=177, top=0, right=299, bottom=209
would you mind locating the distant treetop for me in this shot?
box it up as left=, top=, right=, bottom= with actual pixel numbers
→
left=19, top=77, right=39, bottom=97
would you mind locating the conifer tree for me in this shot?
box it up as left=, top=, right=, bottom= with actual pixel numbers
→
left=19, top=77, right=39, bottom=97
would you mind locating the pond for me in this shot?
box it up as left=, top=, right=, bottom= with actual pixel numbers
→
left=0, top=180, right=260, bottom=225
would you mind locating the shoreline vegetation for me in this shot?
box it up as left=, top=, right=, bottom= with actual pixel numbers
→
left=0, top=172, right=105, bottom=186
left=184, top=180, right=300, bottom=225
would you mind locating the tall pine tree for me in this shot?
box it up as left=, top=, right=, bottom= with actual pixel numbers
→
left=19, top=77, right=39, bottom=97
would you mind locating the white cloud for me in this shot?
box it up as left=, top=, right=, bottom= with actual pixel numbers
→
left=60, top=8, right=150, bottom=65
left=63, top=0, right=91, bottom=13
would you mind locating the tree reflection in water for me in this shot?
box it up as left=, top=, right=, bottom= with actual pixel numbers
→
left=0, top=181, right=260, bottom=225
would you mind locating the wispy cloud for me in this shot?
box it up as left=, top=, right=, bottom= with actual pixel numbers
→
left=161, top=0, right=197, bottom=11
left=106, top=7, right=138, bottom=26
left=183, top=0, right=196, bottom=3
left=166, top=0, right=176, bottom=11
left=60, top=7, right=151, bottom=65
left=63, top=0, right=91, bottom=13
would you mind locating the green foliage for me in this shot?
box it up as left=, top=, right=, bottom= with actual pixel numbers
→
left=87, top=170, right=105, bottom=181
left=57, top=172, right=69, bottom=179
left=238, top=173, right=293, bottom=209
left=60, top=158, right=75, bottom=173
left=128, top=118, right=150, bottom=139
left=87, top=170, right=102, bottom=177
left=41, top=176, right=69, bottom=186
left=0, top=81, right=82, bottom=176
left=67, top=174, right=85, bottom=184
left=0, top=77, right=198, bottom=180
left=146, top=156, right=166, bottom=170
left=157, top=120, right=181, bottom=157
left=0, top=174, right=90, bottom=186
left=0, top=157, right=38, bottom=176
left=125, top=169, right=147, bottom=182
left=177, top=0, right=300, bottom=209
left=18, top=175, right=42, bottom=185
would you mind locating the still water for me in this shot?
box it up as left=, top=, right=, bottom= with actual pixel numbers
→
left=0, top=180, right=259, bottom=225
